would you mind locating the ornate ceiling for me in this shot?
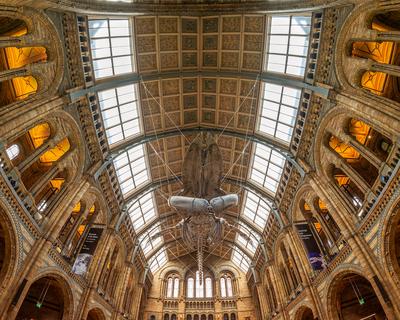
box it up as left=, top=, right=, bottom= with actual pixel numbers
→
left=84, top=12, right=314, bottom=273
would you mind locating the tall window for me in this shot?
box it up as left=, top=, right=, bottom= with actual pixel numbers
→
left=187, top=277, right=194, bottom=298
left=220, top=274, right=234, bottom=298
left=265, top=15, right=311, bottom=77
left=88, top=18, right=134, bottom=79
left=186, top=271, right=213, bottom=298
left=166, top=275, right=180, bottom=298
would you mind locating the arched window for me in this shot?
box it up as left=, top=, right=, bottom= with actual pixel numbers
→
left=166, top=274, right=180, bottom=298
left=205, top=277, right=212, bottom=298
left=220, top=274, right=234, bottom=298
left=186, top=270, right=213, bottom=298
left=187, top=277, right=194, bottom=298
left=5, top=144, right=19, bottom=161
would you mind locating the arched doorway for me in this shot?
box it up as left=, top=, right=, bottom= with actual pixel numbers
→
left=15, top=275, right=70, bottom=320
left=87, top=308, right=106, bottom=320
left=331, top=273, right=387, bottom=320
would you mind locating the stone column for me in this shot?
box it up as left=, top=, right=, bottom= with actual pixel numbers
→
left=29, top=165, right=58, bottom=197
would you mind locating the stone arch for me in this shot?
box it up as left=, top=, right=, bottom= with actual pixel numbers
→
left=86, top=307, right=107, bottom=320
left=0, top=6, right=64, bottom=107
left=293, top=304, right=316, bottom=320
left=380, top=196, right=400, bottom=289
left=16, top=269, right=75, bottom=320
left=325, top=265, right=388, bottom=320
left=0, top=200, right=19, bottom=293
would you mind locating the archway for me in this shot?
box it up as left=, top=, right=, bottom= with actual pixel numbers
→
left=0, top=205, right=17, bottom=292
left=15, top=275, right=70, bottom=320
left=330, top=273, right=387, bottom=320
left=295, top=306, right=314, bottom=320
left=87, top=308, right=106, bottom=320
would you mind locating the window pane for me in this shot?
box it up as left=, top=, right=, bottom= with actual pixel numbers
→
left=173, top=278, right=180, bottom=298
left=187, top=278, right=194, bottom=298
left=205, top=277, right=213, bottom=298
left=220, top=278, right=226, bottom=297
left=88, top=18, right=134, bottom=79
left=226, top=277, right=233, bottom=297
left=265, top=15, right=311, bottom=76
left=167, top=278, right=173, bottom=298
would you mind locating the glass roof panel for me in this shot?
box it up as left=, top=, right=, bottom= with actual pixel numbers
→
left=232, top=246, right=251, bottom=272
left=98, top=84, right=141, bottom=146
left=236, top=222, right=258, bottom=255
left=139, top=226, right=163, bottom=257
left=249, top=143, right=286, bottom=194
left=258, top=83, right=301, bottom=143
left=265, top=15, right=311, bottom=77
left=127, top=192, right=157, bottom=231
left=88, top=18, right=134, bottom=79
left=242, top=190, right=272, bottom=230
left=149, top=248, right=168, bottom=273
left=113, top=144, right=149, bottom=196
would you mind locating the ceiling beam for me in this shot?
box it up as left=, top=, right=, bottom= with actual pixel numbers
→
left=144, top=235, right=255, bottom=264
left=95, top=127, right=305, bottom=182
left=115, top=175, right=284, bottom=237
left=69, top=70, right=329, bottom=102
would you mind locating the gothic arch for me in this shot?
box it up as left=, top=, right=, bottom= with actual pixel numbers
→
left=293, top=303, right=316, bottom=320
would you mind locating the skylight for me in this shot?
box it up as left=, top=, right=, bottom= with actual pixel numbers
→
left=98, top=84, right=141, bottom=145
left=236, top=222, right=258, bottom=255
left=88, top=18, right=134, bottom=79
left=265, top=15, right=311, bottom=77
left=113, top=144, right=149, bottom=196
left=232, top=246, right=251, bottom=272
left=249, top=143, right=286, bottom=194
left=258, top=83, right=302, bottom=143
left=139, top=226, right=163, bottom=257
left=149, top=248, right=168, bottom=273
left=127, top=192, right=157, bottom=231
left=242, top=191, right=272, bottom=230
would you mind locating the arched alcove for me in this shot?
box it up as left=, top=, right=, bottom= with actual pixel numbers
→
left=87, top=308, right=106, bottom=320
left=15, top=275, right=73, bottom=320
left=328, top=272, right=387, bottom=320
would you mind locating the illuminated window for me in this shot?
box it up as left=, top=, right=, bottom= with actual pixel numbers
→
left=195, top=271, right=204, bottom=298
left=173, top=278, right=179, bottom=298
left=205, top=277, right=213, bottom=298
left=166, top=275, right=180, bottom=298
left=113, top=144, right=149, bottom=196
left=249, top=143, right=286, bottom=194
left=37, top=199, right=48, bottom=212
left=258, top=83, right=301, bottom=143
left=127, top=192, right=157, bottom=231
left=88, top=18, right=133, bottom=79
left=220, top=275, right=234, bottom=298
left=232, top=246, right=251, bottom=272
left=236, top=222, right=258, bottom=255
left=242, top=191, right=272, bottom=230
left=139, top=226, right=162, bottom=257
left=149, top=248, right=167, bottom=272
left=6, top=144, right=20, bottom=160
left=265, top=15, right=311, bottom=76
left=187, top=277, right=194, bottom=298
left=98, top=84, right=141, bottom=145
